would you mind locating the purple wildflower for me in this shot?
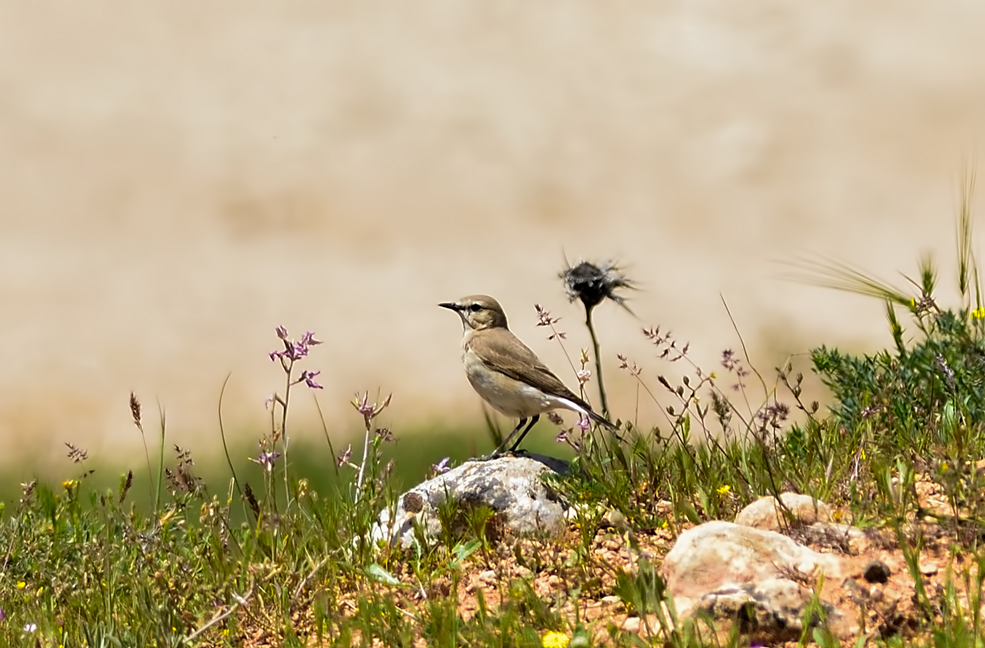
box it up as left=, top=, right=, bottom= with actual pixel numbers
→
left=337, top=444, right=352, bottom=467
left=300, top=370, right=323, bottom=390
left=352, top=392, right=392, bottom=418
left=432, top=457, right=451, bottom=474
left=289, top=342, right=307, bottom=360
left=270, top=329, right=322, bottom=362
left=299, top=331, right=321, bottom=347
left=251, top=451, right=281, bottom=472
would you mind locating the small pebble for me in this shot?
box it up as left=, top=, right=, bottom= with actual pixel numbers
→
left=621, top=617, right=641, bottom=632
left=919, top=561, right=939, bottom=576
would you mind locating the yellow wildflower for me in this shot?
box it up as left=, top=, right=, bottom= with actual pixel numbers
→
left=717, top=484, right=731, bottom=496
left=16, top=581, right=26, bottom=589
left=542, top=631, right=570, bottom=648
left=972, top=307, right=985, bottom=320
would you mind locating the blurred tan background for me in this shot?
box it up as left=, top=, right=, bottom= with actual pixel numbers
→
left=1, top=2, right=983, bottom=466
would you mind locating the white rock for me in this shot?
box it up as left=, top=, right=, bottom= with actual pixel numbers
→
left=734, top=492, right=833, bottom=531
left=372, top=454, right=569, bottom=548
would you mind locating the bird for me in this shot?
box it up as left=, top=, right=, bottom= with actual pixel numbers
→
left=439, top=294, right=618, bottom=458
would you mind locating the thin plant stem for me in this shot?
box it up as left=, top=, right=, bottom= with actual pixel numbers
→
left=584, top=304, right=609, bottom=417
left=314, top=394, right=341, bottom=483
left=356, top=426, right=371, bottom=501
left=544, top=320, right=578, bottom=377
left=130, top=393, right=156, bottom=508
left=217, top=373, right=243, bottom=500
left=155, top=402, right=166, bottom=512
left=142, top=438, right=155, bottom=505
left=280, top=362, right=292, bottom=512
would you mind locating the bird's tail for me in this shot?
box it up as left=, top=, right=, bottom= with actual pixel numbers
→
left=565, top=394, right=624, bottom=441
left=586, top=409, right=626, bottom=443
left=587, top=409, right=617, bottom=430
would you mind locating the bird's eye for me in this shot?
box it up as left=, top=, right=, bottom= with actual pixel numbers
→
left=469, top=303, right=482, bottom=312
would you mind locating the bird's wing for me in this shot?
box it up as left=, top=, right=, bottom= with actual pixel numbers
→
left=468, top=328, right=589, bottom=407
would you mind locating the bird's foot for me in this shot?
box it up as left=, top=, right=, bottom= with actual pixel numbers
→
left=472, top=448, right=530, bottom=461
left=474, top=447, right=530, bottom=462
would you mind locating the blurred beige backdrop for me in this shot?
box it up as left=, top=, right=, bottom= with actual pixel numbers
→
left=1, top=2, right=983, bottom=465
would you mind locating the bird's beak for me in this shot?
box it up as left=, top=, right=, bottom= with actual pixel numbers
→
left=438, top=301, right=461, bottom=311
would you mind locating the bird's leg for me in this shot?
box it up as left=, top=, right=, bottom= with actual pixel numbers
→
left=479, top=417, right=528, bottom=460
left=507, top=415, right=539, bottom=454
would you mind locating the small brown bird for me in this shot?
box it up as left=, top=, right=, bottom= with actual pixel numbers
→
left=440, top=294, right=617, bottom=457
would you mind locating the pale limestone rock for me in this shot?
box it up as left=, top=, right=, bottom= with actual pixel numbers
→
left=661, top=521, right=857, bottom=640
left=373, top=454, right=568, bottom=547
left=734, top=492, right=833, bottom=531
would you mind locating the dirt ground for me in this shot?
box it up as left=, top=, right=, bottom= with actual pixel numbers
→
left=237, top=478, right=972, bottom=647
left=1, top=2, right=984, bottom=467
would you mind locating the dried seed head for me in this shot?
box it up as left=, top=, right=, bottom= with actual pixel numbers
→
left=129, top=392, right=142, bottom=429
left=243, top=483, right=261, bottom=519
left=119, top=470, right=133, bottom=504
left=579, top=348, right=590, bottom=367
left=559, top=260, right=635, bottom=312
left=20, top=479, right=37, bottom=505
left=65, top=442, right=88, bottom=464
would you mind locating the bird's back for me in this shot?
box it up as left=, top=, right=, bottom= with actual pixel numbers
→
left=465, top=327, right=590, bottom=410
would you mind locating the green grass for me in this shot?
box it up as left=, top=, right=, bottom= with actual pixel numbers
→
left=4, top=180, right=985, bottom=647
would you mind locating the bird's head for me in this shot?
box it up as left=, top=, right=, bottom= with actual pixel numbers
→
left=439, top=294, right=509, bottom=331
